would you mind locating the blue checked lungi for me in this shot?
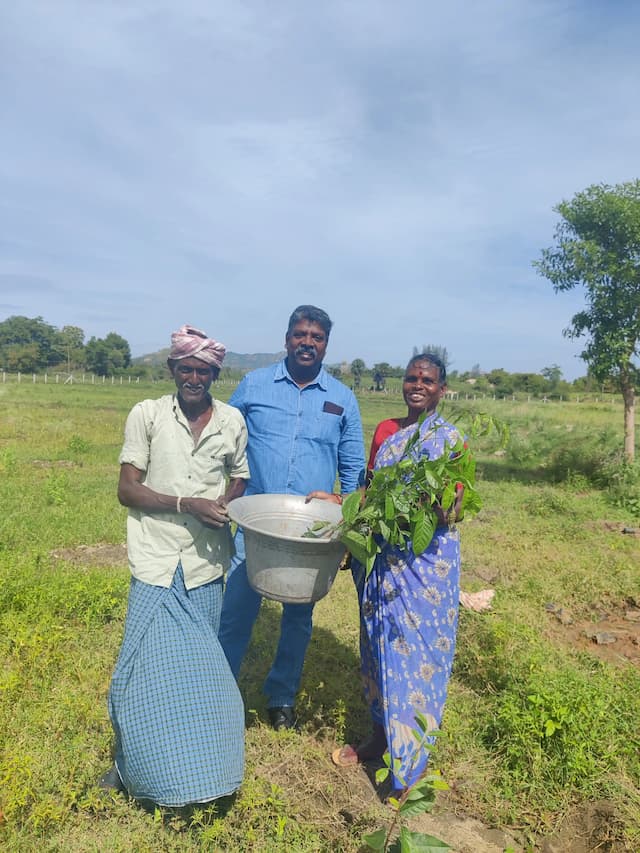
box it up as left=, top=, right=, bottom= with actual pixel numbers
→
left=108, top=564, right=244, bottom=806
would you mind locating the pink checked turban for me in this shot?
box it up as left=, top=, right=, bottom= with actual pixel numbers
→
left=169, top=325, right=226, bottom=369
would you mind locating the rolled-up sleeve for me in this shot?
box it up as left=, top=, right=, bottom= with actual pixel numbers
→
left=118, top=402, right=151, bottom=471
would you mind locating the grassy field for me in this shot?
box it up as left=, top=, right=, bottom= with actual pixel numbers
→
left=0, top=380, right=639, bottom=852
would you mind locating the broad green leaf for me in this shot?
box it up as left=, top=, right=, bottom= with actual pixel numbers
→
left=439, top=482, right=456, bottom=513
left=414, top=711, right=429, bottom=732
left=340, top=529, right=371, bottom=565
left=365, top=552, right=376, bottom=578
left=362, top=828, right=387, bottom=851
left=341, top=491, right=362, bottom=525
left=411, top=511, right=436, bottom=554
left=398, top=792, right=436, bottom=818
left=375, top=767, right=390, bottom=784
left=398, top=826, right=451, bottom=852
left=378, top=519, right=391, bottom=540
left=405, top=785, right=431, bottom=800
left=420, top=468, right=441, bottom=490
left=385, top=493, right=395, bottom=520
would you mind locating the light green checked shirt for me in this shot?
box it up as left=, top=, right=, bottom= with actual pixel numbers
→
left=119, top=393, right=250, bottom=589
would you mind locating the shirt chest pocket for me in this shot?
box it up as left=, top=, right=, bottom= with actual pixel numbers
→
left=301, top=411, right=342, bottom=444
left=201, top=435, right=231, bottom=477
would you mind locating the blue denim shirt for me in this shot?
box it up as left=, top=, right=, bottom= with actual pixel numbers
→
left=228, top=360, right=365, bottom=496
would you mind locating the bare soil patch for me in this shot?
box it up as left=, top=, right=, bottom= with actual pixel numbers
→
left=50, top=542, right=127, bottom=568
left=539, top=800, right=629, bottom=852
left=32, top=459, right=79, bottom=468
left=599, top=521, right=640, bottom=538
left=544, top=600, right=640, bottom=668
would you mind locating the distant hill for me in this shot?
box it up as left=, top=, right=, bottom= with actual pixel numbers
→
left=133, top=348, right=286, bottom=371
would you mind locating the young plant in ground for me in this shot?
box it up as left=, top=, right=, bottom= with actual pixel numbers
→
left=363, top=714, right=450, bottom=853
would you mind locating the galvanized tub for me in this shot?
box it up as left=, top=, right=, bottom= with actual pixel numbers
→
left=227, top=494, right=345, bottom=604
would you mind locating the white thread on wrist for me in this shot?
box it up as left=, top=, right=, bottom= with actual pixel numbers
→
left=176, top=496, right=183, bottom=513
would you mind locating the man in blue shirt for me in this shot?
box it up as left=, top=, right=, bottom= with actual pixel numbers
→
left=219, top=305, right=365, bottom=730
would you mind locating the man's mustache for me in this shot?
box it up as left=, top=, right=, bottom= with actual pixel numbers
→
left=295, top=346, right=316, bottom=356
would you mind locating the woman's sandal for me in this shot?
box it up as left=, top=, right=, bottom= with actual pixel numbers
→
left=332, top=728, right=388, bottom=767
left=331, top=744, right=360, bottom=767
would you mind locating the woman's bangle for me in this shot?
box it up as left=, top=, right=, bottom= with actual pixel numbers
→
left=176, top=496, right=183, bottom=513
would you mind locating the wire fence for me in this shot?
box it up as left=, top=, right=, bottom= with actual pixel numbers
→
left=1, top=370, right=626, bottom=406
left=1, top=371, right=241, bottom=389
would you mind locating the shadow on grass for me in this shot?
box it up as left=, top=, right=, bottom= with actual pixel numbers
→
left=134, top=791, right=238, bottom=821
left=237, top=599, right=371, bottom=745
left=477, top=459, right=559, bottom=485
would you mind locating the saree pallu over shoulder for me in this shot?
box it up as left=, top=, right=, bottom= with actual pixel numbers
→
left=360, top=410, right=462, bottom=790
left=109, top=565, right=244, bottom=807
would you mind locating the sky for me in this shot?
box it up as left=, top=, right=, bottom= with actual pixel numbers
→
left=1, top=1, right=639, bottom=380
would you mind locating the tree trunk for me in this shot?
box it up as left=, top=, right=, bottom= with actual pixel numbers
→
left=621, top=377, right=635, bottom=463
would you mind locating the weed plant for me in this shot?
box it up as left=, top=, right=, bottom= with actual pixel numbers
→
left=0, top=384, right=638, bottom=851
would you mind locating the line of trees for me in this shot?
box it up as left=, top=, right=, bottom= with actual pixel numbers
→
left=0, top=316, right=132, bottom=376
left=336, top=357, right=607, bottom=398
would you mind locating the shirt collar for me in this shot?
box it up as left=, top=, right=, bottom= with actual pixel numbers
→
left=172, top=393, right=221, bottom=434
left=274, top=359, right=328, bottom=391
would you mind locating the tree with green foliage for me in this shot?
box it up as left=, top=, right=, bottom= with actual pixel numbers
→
left=485, top=368, right=514, bottom=396
left=85, top=332, right=131, bottom=375
left=541, top=364, right=563, bottom=391
left=58, top=325, right=85, bottom=372
left=0, top=315, right=61, bottom=371
left=535, top=180, right=640, bottom=461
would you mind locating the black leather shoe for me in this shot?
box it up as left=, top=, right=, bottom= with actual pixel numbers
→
left=98, top=764, right=126, bottom=793
left=268, top=706, right=297, bottom=731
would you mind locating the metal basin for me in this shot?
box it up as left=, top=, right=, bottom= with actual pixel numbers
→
left=227, top=494, right=345, bottom=604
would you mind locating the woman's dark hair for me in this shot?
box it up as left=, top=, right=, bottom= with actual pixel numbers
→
left=406, top=352, right=447, bottom=384
left=287, top=305, right=333, bottom=338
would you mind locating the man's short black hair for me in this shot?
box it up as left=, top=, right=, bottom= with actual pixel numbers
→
left=286, top=305, right=333, bottom=338
left=406, top=352, right=447, bottom=384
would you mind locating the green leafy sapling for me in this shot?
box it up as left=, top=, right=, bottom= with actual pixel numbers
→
left=363, top=713, right=451, bottom=853
left=307, top=411, right=505, bottom=577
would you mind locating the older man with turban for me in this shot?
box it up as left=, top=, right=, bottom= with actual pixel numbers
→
left=100, top=324, right=249, bottom=807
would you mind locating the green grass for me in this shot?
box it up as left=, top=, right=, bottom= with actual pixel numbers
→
left=0, top=381, right=639, bottom=851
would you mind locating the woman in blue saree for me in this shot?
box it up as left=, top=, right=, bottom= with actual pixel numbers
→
left=323, top=354, right=464, bottom=791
